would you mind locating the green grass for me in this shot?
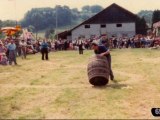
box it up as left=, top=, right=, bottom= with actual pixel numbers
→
left=0, top=49, right=160, bottom=119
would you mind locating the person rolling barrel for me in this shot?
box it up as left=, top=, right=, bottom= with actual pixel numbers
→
left=91, top=40, right=114, bottom=81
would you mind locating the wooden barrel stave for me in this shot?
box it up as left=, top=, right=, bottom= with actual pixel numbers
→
left=87, top=55, right=109, bottom=86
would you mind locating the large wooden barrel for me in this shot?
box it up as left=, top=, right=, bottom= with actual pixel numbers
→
left=87, top=55, right=109, bottom=86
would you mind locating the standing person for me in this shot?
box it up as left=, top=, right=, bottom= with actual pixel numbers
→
left=41, top=40, right=49, bottom=60
left=64, top=40, right=68, bottom=50
left=91, top=41, right=114, bottom=81
left=131, top=38, right=135, bottom=48
left=105, top=37, right=110, bottom=48
left=121, top=38, right=125, bottom=48
left=20, top=40, right=27, bottom=59
left=15, top=39, right=21, bottom=56
left=113, top=38, right=117, bottom=49
left=77, top=38, right=84, bottom=55
left=7, top=40, right=17, bottom=65
left=126, top=38, right=131, bottom=48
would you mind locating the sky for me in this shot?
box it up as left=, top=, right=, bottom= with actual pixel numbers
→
left=0, top=0, right=160, bottom=21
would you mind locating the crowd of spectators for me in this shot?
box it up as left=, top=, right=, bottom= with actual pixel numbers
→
left=0, top=35, right=159, bottom=65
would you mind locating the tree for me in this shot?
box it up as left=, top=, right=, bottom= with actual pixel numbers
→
left=71, top=8, right=79, bottom=20
left=71, top=8, right=79, bottom=13
left=2, top=20, right=16, bottom=27
left=0, top=31, right=5, bottom=39
left=21, top=8, right=56, bottom=30
left=0, top=20, right=2, bottom=28
left=45, top=29, right=55, bottom=39
left=136, top=17, right=148, bottom=35
left=20, top=5, right=104, bottom=32
left=28, top=25, right=35, bottom=32
left=137, top=10, right=153, bottom=27
left=152, top=10, right=160, bottom=25
left=21, top=6, right=76, bottom=31
left=55, top=5, right=73, bottom=26
left=90, top=5, right=103, bottom=13
left=81, top=13, right=91, bottom=21
left=82, top=5, right=90, bottom=12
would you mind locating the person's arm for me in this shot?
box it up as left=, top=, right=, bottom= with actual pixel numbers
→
left=100, top=49, right=110, bottom=56
left=99, top=46, right=110, bottom=56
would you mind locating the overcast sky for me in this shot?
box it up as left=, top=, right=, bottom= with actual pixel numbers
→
left=0, top=0, right=160, bottom=21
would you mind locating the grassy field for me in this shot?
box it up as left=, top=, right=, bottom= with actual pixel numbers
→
left=0, top=49, right=160, bottom=119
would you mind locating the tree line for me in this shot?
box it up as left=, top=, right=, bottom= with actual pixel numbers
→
left=21, top=5, right=103, bottom=32
left=137, top=10, right=160, bottom=27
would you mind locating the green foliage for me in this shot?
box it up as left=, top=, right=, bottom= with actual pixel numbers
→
left=0, top=31, right=5, bottom=39
left=0, top=20, right=3, bottom=28
left=20, top=6, right=77, bottom=32
left=13, top=30, right=23, bottom=38
left=82, top=5, right=90, bottom=12
left=1, top=20, right=16, bottom=27
left=20, top=5, right=103, bottom=32
left=137, top=10, right=153, bottom=26
left=28, top=25, right=35, bottom=32
left=45, top=29, right=55, bottom=39
left=81, top=5, right=103, bottom=21
left=152, top=10, right=160, bottom=24
left=136, top=17, right=148, bottom=35
left=90, top=5, right=103, bottom=13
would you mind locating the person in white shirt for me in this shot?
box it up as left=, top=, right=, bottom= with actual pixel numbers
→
left=20, top=40, right=27, bottom=59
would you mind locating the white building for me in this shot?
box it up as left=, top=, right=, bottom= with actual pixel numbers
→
left=57, top=3, right=140, bottom=40
left=72, top=23, right=136, bottom=40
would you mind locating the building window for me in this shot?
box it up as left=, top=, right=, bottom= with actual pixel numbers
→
left=85, top=25, right=90, bottom=28
left=101, top=24, right=106, bottom=28
left=116, top=24, right=122, bottom=27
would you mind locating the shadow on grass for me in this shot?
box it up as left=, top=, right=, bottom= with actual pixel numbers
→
left=107, top=83, right=128, bottom=89
left=13, top=64, right=22, bottom=67
left=92, top=83, right=128, bottom=89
